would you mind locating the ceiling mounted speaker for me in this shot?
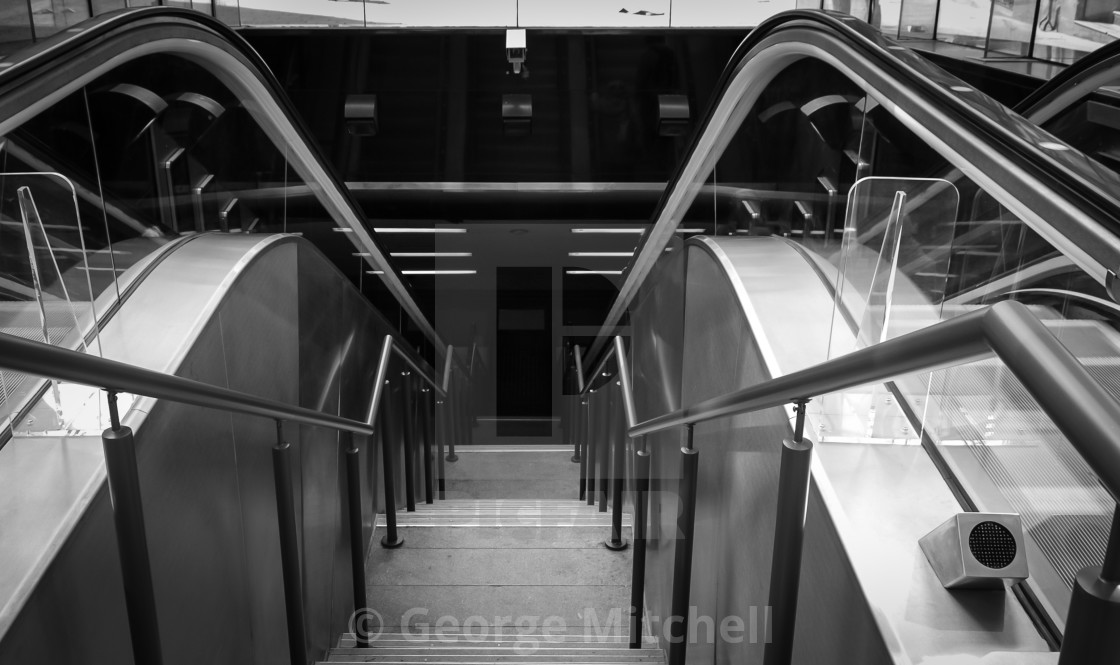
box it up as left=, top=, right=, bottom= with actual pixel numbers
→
left=344, top=94, right=379, bottom=136
left=657, top=94, right=690, bottom=137
left=502, top=94, right=532, bottom=137
left=919, top=513, right=1029, bottom=589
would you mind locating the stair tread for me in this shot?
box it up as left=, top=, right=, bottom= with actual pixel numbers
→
left=332, top=642, right=660, bottom=649
left=339, top=633, right=656, bottom=645
left=327, top=653, right=660, bottom=658
left=320, top=658, right=658, bottom=662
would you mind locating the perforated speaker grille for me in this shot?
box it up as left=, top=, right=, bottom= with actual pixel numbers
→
left=969, top=521, right=1017, bottom=569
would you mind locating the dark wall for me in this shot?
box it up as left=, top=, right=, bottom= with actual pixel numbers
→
left=242, top=29, right=749, bottom=187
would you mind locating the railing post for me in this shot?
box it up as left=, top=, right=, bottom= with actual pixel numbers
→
left=446, top=375, right=459, bottom=463
left=462, top=371, right=474, bottom=447
left=586, top=390, right=597, bottom=506
left=668, top=424, right=698, bottom=665
left=763, top=400, right=813, bottom=665
left=606, top=381, right=628, bottom=550
left=570, top=395, right=581, bottom=463
left=579, top=396, right=588, bottom=500
left=598, top=385, right=611, bottom=513
left=572, top=344, right=586, bottom=464
left=421, top=386, right=435, bottom=504
left=629, top=443, right=651, bottom=648
left=273, top=420, right=309, bottom=665
left=399, top=373, right=417, bottom=512
left=1058, top=504, right=1120, bottom=665
left=380, top=378, right=404, bottom=548
left=436, top=395, right=447, bottom=499
left=101, top=391, right=164, bottom=665
left=343, top=431, right=369, bottom=647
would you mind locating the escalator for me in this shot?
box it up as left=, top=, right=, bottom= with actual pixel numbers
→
left=2, top=6, right=1120, bottom=665
left=0, top=8, right=464, bottom=664
left=573, top=10, right=1120, bottom=664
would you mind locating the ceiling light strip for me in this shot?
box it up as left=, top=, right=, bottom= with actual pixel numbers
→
left=374, top=227, right=467, bottom=234
left=390, top=252, right=473, bottom=258
left=402, top=270, right=477, bottom=275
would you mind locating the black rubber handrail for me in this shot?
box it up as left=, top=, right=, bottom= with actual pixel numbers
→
left=1015, top=37, right=1120, bottom=115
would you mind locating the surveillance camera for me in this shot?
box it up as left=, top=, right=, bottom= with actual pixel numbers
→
left=506, top=29, right=526, bottom=75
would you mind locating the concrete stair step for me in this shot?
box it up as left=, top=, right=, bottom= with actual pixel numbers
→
left=328, top=633, right=666, bottom=664
left=339, top=633, right=657, bottom=647
left=380, top=527, right=622, bottom=548
left=324, top=653, right=654, bottom=658
left=407, top=501, right=604, bottom=508
left=420, top=500, right=587, bottom=505
left=327, top=649, right=660, bottom=659
left=380, top=518, right=627, bottom=528
left=386, top=508, right=619, bottom=515
left=336, top=642, right=658, bottom=651
left=324, top=658, right=654, bottom=662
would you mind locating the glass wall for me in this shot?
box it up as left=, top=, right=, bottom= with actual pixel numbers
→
left=1, top=1, right=1115, bottom=65
left=808, top=0, right=1118, bottom=64
left=0, top=47, right=408, bottom=435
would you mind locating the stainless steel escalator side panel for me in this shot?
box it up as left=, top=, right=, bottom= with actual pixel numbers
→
left=0, top=232, right=291, bottom=654
left=0, top=14, right=442, bottom=353
left=629, top=234, right=1050, bottom=664
left=0, top=232, right=405, bottom=664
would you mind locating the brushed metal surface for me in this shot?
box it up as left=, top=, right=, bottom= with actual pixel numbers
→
left=629, top=234, right=686, bottom=652
left=0, top=233, right=414, bottom=664
left=629, top=236, right=1051, bottom=664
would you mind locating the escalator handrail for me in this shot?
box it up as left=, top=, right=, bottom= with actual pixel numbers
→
left=587, top=9, right=1120, bottom=366
left=629, top=298, right=1120, bottom=508
left=0, top=6, right=449, bottom=371
left=1015, top=37, right=1120, bottom=118
left=0, top=326, right=445, bottom=436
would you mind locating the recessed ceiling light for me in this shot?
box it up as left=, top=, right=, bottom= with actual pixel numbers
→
left=675, top=228, right=706, bottom=233
left=566, top=270, right=624, bottom=275
left=366, top=270, right=385, bottom=275
left=332, top=227, right=354, bottom=232
left=374, top=227, right=467, bottom=233
left=390, top=252, right=473, bottom=257
left=568, top=252, right=633, bottom=257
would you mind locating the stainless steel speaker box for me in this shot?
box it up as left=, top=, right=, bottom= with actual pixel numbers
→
left=919, top=513, right=1029, bottom=589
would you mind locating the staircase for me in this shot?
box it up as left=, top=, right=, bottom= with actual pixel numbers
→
left=319, top=452, right=657, bottom=665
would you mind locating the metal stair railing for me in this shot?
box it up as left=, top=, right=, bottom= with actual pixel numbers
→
left=582, top=300, right=1120, bottom=658
left=610, top=299, right=1120, bottom=664
left=0, top=330, right=450, bottom=665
